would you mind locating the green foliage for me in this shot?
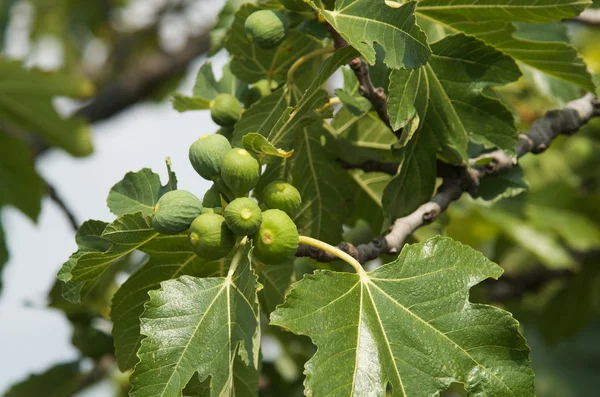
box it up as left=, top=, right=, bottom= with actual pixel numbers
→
left=272, top=237, right=534, bottom=397
left=4, top=361, right=83, bottom=397
left=0, top=60, right=94, bottom=157
left=0, top=131, right=44, bottom=221
left=107, top=163, right=177, bottom=217
left=5, top=0, right=599, bottom=395
left=129, top=245, right=259, bottom=397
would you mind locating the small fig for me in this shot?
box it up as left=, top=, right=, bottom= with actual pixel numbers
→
left=202, top=184, right=223, bottom=208
left=151, top=190, right=203, bottom=235
left=262, top=181, right=302, bottom=217
left=201, top=207, right=223, bottom=215
left=189, top=134, right=232, bottom=180
left=188, top=213, right=236, bottom=260
left=252, top=209, right=299, bottom=265
left=221, top=148, right=261, bottom=197
left=210, top=93, right=242, bottom=127
left=224, top=197, right=262, bottom=236
left=244, top=10, right=288, bottom=49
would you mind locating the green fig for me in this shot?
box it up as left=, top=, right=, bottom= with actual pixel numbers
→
left=210, top=93, right=242, bottom=127
left=262, top=181, right=302, bottom=217
left=252, top=209, right=298, bottom=265
left=188, top=213, right=236, bottom=260
left=221, top=148, right=261, bottom=197
left=189, top=134, right=232, bottom=180
left=151, top=190, right=203, bottom=234
left=244, top=10, right=288, bottom=49
left=224, top=197, right=262, bottom=236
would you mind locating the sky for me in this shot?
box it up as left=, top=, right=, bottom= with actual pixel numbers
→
left=0, top=52, right=226, bottom=393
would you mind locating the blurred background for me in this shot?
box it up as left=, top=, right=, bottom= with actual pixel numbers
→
left=1, top=0, right=599, bottom=396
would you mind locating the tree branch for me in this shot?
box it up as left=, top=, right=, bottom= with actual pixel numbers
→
left=297, top=93, right=600, bottom=263
left=46, top=180, right=79, bottom=231
left=326, top=25, right=399, bottom=137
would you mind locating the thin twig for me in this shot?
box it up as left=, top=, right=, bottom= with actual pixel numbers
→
left=297, top=93, right=600, bottom=263
left=46, top=181, right=79, bottom=231
left=325, top=24, right=399, bottom=137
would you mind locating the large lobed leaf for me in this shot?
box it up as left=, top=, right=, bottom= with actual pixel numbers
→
left=57, top=212, right=158, bottom=303
left=384, top=33, right=520, bottom=220
left=417, top=0, right=591, bottom=23
left=111, top=234, right=225, bottom=371
left=416, top=0, right=595, bottom=91
left=272, top=237, right=535, bottom=397
left=309, top=0, right=431, bottom=69
left=129, top=244, right=260, bottom=397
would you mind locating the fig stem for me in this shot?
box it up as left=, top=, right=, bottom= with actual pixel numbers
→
left=298, top=235, right=367, bottom=278
left=227, top=237, right=248, bottom=278
left=287, top=47, right=335, bottom=86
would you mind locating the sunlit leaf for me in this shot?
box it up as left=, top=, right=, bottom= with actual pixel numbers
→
left=309, top=0, right=431, bottom=69
left=106, top=165, right=177, bottom=217
left=272, top=237, right=535, bottom=397
left=384, top=33, right=520, bottom=220
left=129, top=245, right=260, bottom=397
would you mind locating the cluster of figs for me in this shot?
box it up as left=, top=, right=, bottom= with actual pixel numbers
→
left=151, top=134, right=302, bottom=265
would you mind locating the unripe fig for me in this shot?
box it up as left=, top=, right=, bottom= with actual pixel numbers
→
left=202, top=184, right=222, bottom=208
left=243, top=79, right=274, bottom=107
left=151, top=190, right=203, bottom=235
left=263, top=181, right=302, bottom=217
left=244, top=10, right=288, bottom=49
left=224, top=197, right=262, bottom=236
left=221, top=148, right=261, bottom=197
left=189, top=134, right=232, bottom=180
left=210, top=93, right=242, bottom=127
left=201, top=207, right=223, bottom=215
left=188, top=213, right=236, bottom=260
left=252, top=209, right=299, bottom=265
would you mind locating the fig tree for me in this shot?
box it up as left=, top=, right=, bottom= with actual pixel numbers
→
left=224, top=197, right=262, bottom=236
left=244, top=10, right=288, bottom=49
left=151, top=190, right=203, bottom=235
left=188, top=213, right=236, bottom=260
left=221, top=148, right=261, bottom=197
left=262, top=181, right=302, bottom=217
left=189, top=134, right=232, bottom=180
left=252, top=209, right=299, bottom=265
left=210, top=93, right=242, bottom=127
